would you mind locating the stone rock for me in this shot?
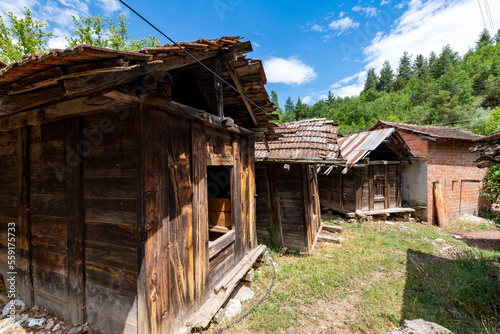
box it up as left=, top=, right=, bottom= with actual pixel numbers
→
left=434, top=238, right=445, bottom=243
left=385, top=221, right=395, bottom=226
left=68, top=325, right=83, bottom=334
left=28, top=318, right=45, bottom=327
left=235, top=286, right=254, bottom=302
left=223, top=299, right=242, bottom=321
left=52, top=323, right=61, bottom=331
left=451, top=234, right=461, bottom=239
left=46, top=321, right=55, bottom=330
left=385, top=319, right=453, bottom=334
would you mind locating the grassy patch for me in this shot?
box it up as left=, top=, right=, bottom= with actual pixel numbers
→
left=203, top=220, right=500, bottom=334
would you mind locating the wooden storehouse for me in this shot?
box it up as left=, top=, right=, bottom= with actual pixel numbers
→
left=318, top=128, right=414, bottom=217
left=0, top=37, right=280, bottom=334
left=255, top=119, right=344, bottom=252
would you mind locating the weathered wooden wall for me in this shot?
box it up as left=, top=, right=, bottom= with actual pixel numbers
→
left=319, top=164, right=401, bottom=214
left=139, top=106, right=256, bottom=334
left=82, top=110, right=138, bottom=334
left=255, top=163, right=321, bottom=252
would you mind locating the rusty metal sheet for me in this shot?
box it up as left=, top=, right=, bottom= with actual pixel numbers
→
left=338, top=128, right=396, bottom=165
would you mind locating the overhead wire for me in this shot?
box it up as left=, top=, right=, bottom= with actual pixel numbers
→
left=117, top=0, right=271, bottom=120
left=483, top=0, right=496, bottom=34
left=477, top=0, right=489, bottom=32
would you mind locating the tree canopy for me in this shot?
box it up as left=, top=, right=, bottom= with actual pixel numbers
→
left=0, top=8, right=160, bottom=63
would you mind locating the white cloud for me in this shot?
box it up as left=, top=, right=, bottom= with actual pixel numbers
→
left=94, top=0, right=121, bottom=14
left=311, top=24, right=325, bottom=32
left=352, top=5, right=379, bottom=18
left=302, top=96, right=313, bottom=104
left=329, top=71, right=367, bottom=97
left=330, top=0, right=500, bottom=97
left=329, top=16, right=359, bottom=34
left=381, top=0, right=390, bottom=5
left=263, top=56, right=317, bottom=85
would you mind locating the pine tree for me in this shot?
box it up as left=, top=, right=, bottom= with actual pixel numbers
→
left=281, top=97, right=296, bottom=123
left=412, top=54, right=429, bottom=79
left=476, top=28, right=493, bottom=49
left=495, top=29, right=500, bottom=44
left=363, top=68, right=378, bottom=92
left=397, top=51, right=413, bottom=81
left=377, top=60, right=394, bottom=91
left=327, top=90, right=335, bottom=103
left=295, top=97, right=311, bottom=120
left=431, top=45, right=458, bottom=79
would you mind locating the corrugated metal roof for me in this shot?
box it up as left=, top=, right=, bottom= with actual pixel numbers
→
left=370, top=120, right=484, bottom=141
left=338, top=128, right=397, bottom=165
left=255, top=118, right=341, bottom=162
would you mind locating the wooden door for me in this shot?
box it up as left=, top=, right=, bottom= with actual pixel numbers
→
left=372, top=165, right=386, bottom=210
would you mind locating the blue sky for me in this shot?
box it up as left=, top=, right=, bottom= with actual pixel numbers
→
left=2, top=0, right=499, bottom=107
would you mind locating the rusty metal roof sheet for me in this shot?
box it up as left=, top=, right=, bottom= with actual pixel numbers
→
left=370, top=120, right=483, bottom=141
left=338, top=128, right=414, bottom=166
left=255, top=118, right=341, bottom=162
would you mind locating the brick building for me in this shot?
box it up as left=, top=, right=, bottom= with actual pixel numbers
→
left=370, top=121, right=488, bottom=224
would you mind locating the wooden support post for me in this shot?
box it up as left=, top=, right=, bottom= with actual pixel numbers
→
left=368, top=166, right=374, bottom=211
left=192, top=121, right=209, bottom=307
left=232, top=135, right=243, bottom=263
left=214, top=59, right=224, bottom=118
left=66, top=117, right=85, bottom=324
left=225, top=61, right=260, bottom=127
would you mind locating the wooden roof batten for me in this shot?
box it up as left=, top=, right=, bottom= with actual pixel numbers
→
left=0, top=37, right=279, bottom=141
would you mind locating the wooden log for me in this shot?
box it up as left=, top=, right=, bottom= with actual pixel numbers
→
left=321, top=225, right=342, bottom=234
left=317, top=235, right=343, bottom=244
left=433, top=181, right=449, bottom=227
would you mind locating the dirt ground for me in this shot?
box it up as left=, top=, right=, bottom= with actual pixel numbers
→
left=459, top=230, right=500, bottom=250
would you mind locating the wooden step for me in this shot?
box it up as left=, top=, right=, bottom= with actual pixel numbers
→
left=321, top=224, right=342, bottom=234
left=317, top=234, right=343, bottom=244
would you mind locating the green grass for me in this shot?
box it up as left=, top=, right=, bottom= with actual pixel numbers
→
left=204, top=220, right=500, bottom=334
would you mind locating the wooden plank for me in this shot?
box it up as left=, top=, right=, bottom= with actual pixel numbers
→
left=136, top=104, right=148, bottom=334
left=267, top=164, right=283, bottom=247
left=65, top=117, right=85, bottom=324
left=208, top=198, right=231, bottom=212
left=248, top=136, right=256, bottom=249
left=302, top=165, right=313, bottom=252
left=207, top=153, right=233, bottom=166
left=225, top=61, right=260, bottom=127
left=183, top=245, right=266, bottom=331
left=191, top=120, right=209, bottom=308
left=209, top=230, right=235, bottom=260
left=231, top=135, right=243, bottom=263
left=368, top=166, right=374, bottom=211
left=208, top=211, right=232, bottom=228
left=433, top=181, right=449, bottom=227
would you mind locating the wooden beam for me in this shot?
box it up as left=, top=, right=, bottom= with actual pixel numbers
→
left=225, top=61, right=260, bottom=127
left=4, top=59, right=128, bottom=95
left=0, top=95, right=124, bottom=130
left=209, top=230, right=235, bottom=259
left=192, top=69, right=217, bottom=114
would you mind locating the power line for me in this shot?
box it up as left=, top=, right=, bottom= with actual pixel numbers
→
left=483, top=0, right=496, bottom=34
left=477, top=0, right=489, bottom=32
left=117, top=0, right=270, bottom=120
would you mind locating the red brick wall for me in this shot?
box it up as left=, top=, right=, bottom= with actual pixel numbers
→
left=426, top=140, right=488, bottom=224
left=397, top=131, right=488, bottom=224
left=399, top=132, right=428, bottom=158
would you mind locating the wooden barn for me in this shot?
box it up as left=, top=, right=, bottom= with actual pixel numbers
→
left=254, top=119, right=344, bottom=252
left=318, top=128, right=414, bottom=217
left=0, top=37, right=279, bottom=334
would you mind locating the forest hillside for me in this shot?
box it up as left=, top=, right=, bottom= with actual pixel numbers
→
left=273, top=29, right=500, bottom=136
